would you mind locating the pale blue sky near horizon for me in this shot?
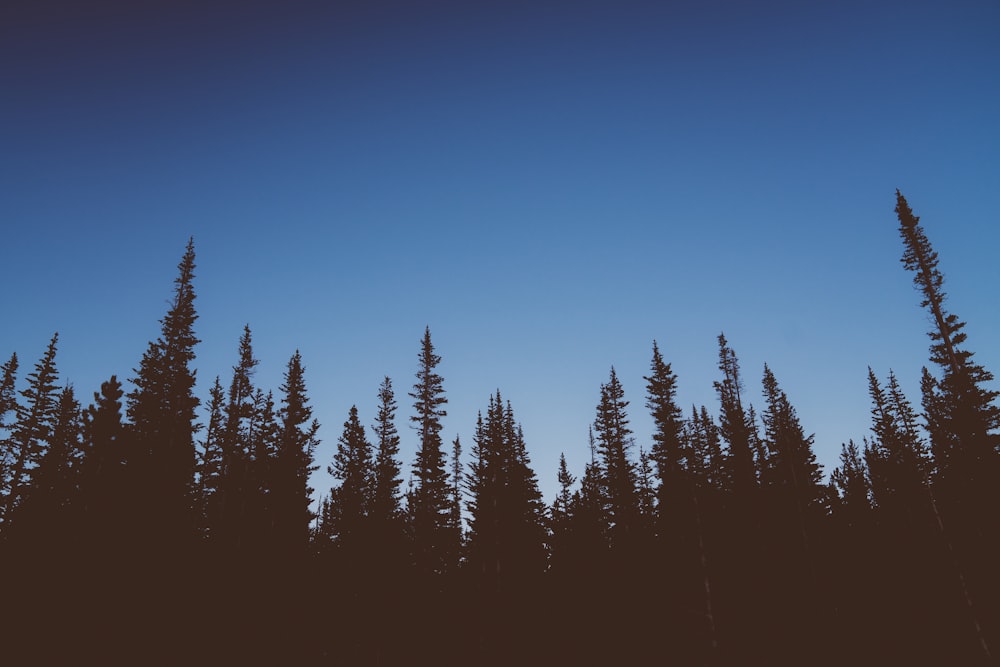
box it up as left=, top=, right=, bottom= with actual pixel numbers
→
left=3, top=0, right=998, bottom=504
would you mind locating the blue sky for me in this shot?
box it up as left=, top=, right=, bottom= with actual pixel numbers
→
left=3, top=0, right=999, bottom=503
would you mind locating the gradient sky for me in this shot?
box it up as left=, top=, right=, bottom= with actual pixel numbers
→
left=3, top=0, right=999, bottom=503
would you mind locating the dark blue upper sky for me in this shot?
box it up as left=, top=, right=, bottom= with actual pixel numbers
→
left=3, top=0, right=998, bottom=501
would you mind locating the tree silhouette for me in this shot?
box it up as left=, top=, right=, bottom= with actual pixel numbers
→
left=127, top=239, right=200, bottom=547
left=408, top=327, right=451, bottom=575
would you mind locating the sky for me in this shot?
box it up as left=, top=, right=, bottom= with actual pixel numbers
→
left=3, top=0, right=999, bottom=505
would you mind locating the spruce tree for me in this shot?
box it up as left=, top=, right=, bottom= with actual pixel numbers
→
left=465, top=393, right=546, bottom=591
left=592, top=367, right=638, bottom=553
left=217, top=325, right=259, bottom=550
left=328, top=405, right=373, bottom=549
left=79, top=376, right=129, bottom=548
left=1, top=333, right=60, bottom=530
left=196, top=377, right=226, bottom=537
left=371, top=376, right=403, bottom=524
left=272, top=351, right=320, bottom=551
left=895, top=191, right=999, bottom=519
left=713, top=334, right=757, bottom=498
left=12, top=386, right=83, bottom=545
left=0, top=353, right=17, bottom=433
left=408, top=327, right=450, bottom=575
left=127, top=239, right=200, bottom=544
left=644, top=341, right=685, bottom=529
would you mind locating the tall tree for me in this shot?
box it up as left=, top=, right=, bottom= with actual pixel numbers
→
left=79, top=376, right=129, bottom=548
left=1, top=334, right=60, bottom=530
left=593, top=367, right=638, bottom=552
left=272, top=351, right=320, bottom=552
left=713, top=334, right=757, bottom=498
left=465, top=393, right=546, bottom=591
left=371, top=376, right=403, bottom=524
left=759, top=364, right=824, bottom=532
left=328, top=405, right=373, bottom=549
left=408, top=327, right=450, bottom=575
left=127, top=239, right=200, bottom=544
left=644, top=341, right=685, bottom=527
left=11, top=386, right=83, bottom=545
left=196, top=377, right=226, bottom=537
left=216, top=325, right=260, bottom=550
left=895, top=191, right=999, bottom=513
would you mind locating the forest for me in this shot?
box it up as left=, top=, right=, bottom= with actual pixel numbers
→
left=1, top=192, right=997, bottom=665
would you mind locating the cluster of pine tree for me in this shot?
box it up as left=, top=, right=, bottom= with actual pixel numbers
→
left=1, top=193, right=996, bottom=665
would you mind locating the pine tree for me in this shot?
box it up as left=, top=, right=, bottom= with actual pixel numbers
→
left=272, top=351, right=320, bottom=552
left=328, top=405, right=373, bottom=549
left=0, top=353, right=17, bottom=432
left=830, top=440, right=871, bottom=523
left=644, top=341, right=685, bottom=530
left=12, top=386, right=83, bottom=545
left=196, top=377, right=226, bottom=537
left=408, top=327, right=450, bottom=575
left=465, top=393, right=546, bottom=592
left=79, top=376, right=129, bottom=547
left=1, top=334, right=60, bottom=530
left=593, top=367, right=638, bottom=553
left=759, top=365, right=824, bottom=526
left=895, top=192, right=999, bottom=509
left=217, top=325, right=259, bottom=550
left=548, top=452, right=576, bottom=573
left=371, top=376, right=403, bottom=524
left=713, top=334, right=757, bottom=498
left=0, top=353, right=19, bottom=514
left=127, top=239, right=200, bottom=544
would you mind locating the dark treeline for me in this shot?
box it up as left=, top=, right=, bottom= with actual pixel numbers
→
left=1, top=192, right=997, bottom=665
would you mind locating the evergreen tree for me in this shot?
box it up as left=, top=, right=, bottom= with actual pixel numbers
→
left=216, top=325, right=259, bottom=550
left=644, top=341, right=685, bottom=531
left=272, top=351, right=320, bottom=551
left=408, top=327, right=450, bottom=575
left=0, top=353, right=17, bottom=433
left=713, top=334, right=757, bottom=498
left=371, top=376, right=403, bottom=524
left=12, top=386, right=83, bottom=545
left=126, top=239, right=200, bottom=544
left=830, top=440, right=871, bottom=522
left=0, top=353, right=19, bottom=515
left=196, top=377, right=226, bottom=537
left=759, top=364, right=824, bottom=525
left=895, top=192, right=998, bottom=660
left=592, top=367, right=638, bottom=552
left=465, top=393, right=546, bottom=597
left=328, top=405, right=373, bottom=549
left=79, top=376, right=129, bottom=548
left=895, top=191, right=999, bottom=507
left=548, top=452, right=576, bottom=573
left=1, top=334, right=60, bottom=530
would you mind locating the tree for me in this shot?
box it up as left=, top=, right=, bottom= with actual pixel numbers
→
left=644, top=341, right=685, bottom=529
left=272, top=351, right=320, bottom=552
left=79, top=376, right=129, bottom=547
left=1, top=334, right=60, bottom=530
left=196, top=377, right=226, bottom=537
left=408, top=327, right=450, bottom=575
left=759, top=364, right=824, bottom=531
left=11, top=386, right=83, bottom=545
left=713, top=334, right=757, bottom=498
left=328, top=405, right=373, bottom=549
left=895, top=192, right=999, bottom=513
left=465, top=393, right=546, bottom=591
left=592, top=367, right=638, bottom=552
left=371, top=377, right=403, bottom=524
left=0, top=353, right=17, bottom=433
left=126, top=239, right=200, bottom=544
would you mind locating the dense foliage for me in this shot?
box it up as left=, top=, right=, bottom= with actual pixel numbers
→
left=1, top=196, right=997, bottom=664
